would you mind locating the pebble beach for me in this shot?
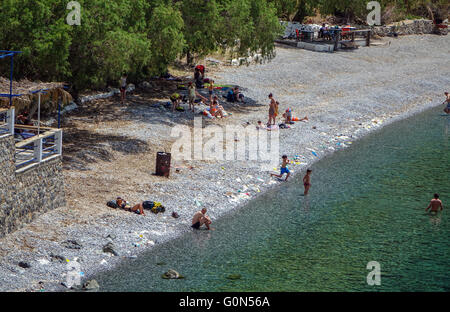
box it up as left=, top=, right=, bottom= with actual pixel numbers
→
left=0, top=34, right=449, bottom=292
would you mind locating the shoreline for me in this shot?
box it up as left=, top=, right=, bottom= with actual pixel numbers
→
left=0, top=34, right=448, bottom=292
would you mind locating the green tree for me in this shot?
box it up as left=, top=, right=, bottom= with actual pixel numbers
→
left=0, top=0, right=72, bottom=81
left=147, top=3, right=186, bottom=76
left=181, top=0, right=221, bottom=64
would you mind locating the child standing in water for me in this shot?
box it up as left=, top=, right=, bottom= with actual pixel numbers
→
left=443, top=92, right=450, bottom=114
left=303, top=169, right=312, bottom=195
left=271, top=155, right=290, bottom=181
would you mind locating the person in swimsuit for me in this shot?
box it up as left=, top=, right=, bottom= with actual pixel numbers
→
left=170, top=92, right=182, bottom=112
left=208, top=80, right=215, bottom=104
left=211, top=97, right=225, bottom=118
left=268, top=93, right=277, bottom=125
left=129, top=201, right=155, bottom=216
left=271, top=155, right=291, bottom=181
left=303, top=169, right=312, bottom=196
left=444, top=92, right=450, bottom=114
left=426, top=193, right=444, bottom=214
left=191, top=208, right=211, bottom=230
left=188, top=82, right=207, bottom=112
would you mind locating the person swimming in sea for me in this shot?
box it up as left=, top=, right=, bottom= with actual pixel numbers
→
left=303, top=169, right=312, bottom=196
left=271, top=155, right=290, bottom=181
left=425, top=193, right=443, bottom=214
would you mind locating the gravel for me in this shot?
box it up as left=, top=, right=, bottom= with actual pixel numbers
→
left=0, top=34, right=449, bottom=292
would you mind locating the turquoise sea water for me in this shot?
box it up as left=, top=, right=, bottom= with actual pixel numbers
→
left=96, top=107, right=449, bottom=291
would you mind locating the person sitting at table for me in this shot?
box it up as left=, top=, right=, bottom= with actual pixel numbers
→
left=320, top=23, right=332, bottom=40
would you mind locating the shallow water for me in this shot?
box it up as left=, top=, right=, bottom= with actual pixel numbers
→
left=96, top=107, right=449, bottom=291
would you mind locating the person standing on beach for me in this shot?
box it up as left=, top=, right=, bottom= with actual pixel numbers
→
left=443, top=92, right=450, bottom=114
left=425, top=193, right=443, bottom=214
left=192, top=208, right=211, bottom=230
left=208, top=80, right=215, bottom=104
left=119, top=73, right=127, bottom=104
left=188, top=82, right=207, bottom=112
left=271, top=155, right=291, bottom=181
left=170, top=92, right=182, bottom=112
left=303, top=169, right=312, bottom=196
left=268, top=93, right=277, bottom=125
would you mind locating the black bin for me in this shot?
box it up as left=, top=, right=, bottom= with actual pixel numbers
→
left=156, top=152, right=171, bottom=177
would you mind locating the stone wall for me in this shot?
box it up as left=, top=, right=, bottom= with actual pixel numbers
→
left=0, top=134, right=65, bottom=237
left=372, top=19, right=437, bottom=36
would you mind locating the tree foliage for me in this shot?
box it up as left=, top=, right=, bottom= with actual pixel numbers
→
left=1, top=0, right=444, bottom=91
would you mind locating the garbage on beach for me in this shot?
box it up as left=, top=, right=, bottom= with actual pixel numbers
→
left=37, top=258, right=50, bottom=265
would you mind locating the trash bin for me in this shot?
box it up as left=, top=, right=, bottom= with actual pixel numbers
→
left=155, top=152, right=171, bottom=177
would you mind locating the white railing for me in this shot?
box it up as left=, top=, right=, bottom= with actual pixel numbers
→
left=15, top=127, right=63, bottom=169
left=0, top=107, right=14, bottom=137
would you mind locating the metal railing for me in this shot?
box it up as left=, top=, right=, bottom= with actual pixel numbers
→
left=14, top=126, right=63, bottom=169
left=0, top=107, right=14, bottom=137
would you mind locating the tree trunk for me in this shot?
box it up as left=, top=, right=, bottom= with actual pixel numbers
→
left=186, top=50, right=194, bottom=65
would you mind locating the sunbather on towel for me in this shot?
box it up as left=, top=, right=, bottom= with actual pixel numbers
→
left=116, top=197, right=131, bottom=210
left=130, top=201, right=156, bottom=216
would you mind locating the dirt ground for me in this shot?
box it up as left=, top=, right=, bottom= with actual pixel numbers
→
left=60, top=63, right=264, bottom=214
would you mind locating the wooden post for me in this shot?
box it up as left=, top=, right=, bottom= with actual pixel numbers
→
left=7, top=107, right=14, bottom=135
left=366, top=31, right=371, bottom=47
left=334, top=30, right=341, bottom=51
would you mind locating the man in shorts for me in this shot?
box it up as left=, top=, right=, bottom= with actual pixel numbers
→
left=270, top=155, right=291, bottom=181
left=425, top=193, right=444, bottom=214
left=191, top=208, right=211, bottom=230
left=170, top=92, right=182, bottom=112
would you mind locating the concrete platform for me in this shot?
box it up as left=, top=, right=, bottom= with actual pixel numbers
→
left=297, top=41, right=335, bottom=52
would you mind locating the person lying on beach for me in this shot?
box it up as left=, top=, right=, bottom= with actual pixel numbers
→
left=192, top=208, right=211, bottom=230
left=271, top=155, right=291, bottom=181
left=303, top=169, right=312, bottom=196
left=256, top=120, right=266, bottom=130
left=233, top=87, right=245, bottom=103
left=425, top=193, right=443, bottom=214
left=283, top=108, right=308, bottom=124
left=116, top=197, right=131, bottom=210
left=170, top=92, right=182, bottom=112
left=444, top=92, right=450, bottom=114
left=188, top=82, right=207, bottom=112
